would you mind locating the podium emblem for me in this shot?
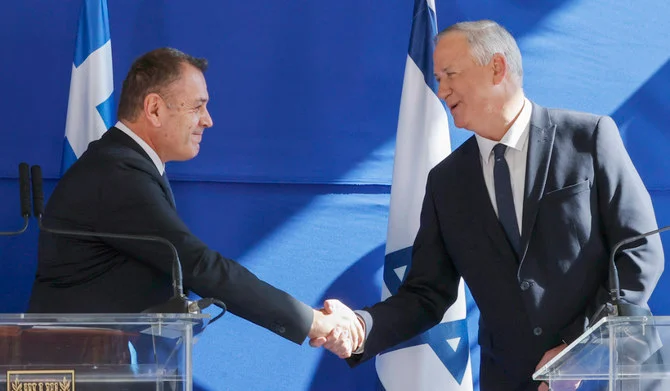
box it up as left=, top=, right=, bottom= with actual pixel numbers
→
left=7, top=370, right=74, bottom=391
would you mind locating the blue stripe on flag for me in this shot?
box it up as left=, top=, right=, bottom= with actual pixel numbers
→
left=96, top=92, right=115, bottom=130
left=74, top=0, right=111, bottom=67
left=61, top=141, right=77, bottom=174
left=382, top=319, right=471, bottom=384
left=384, top=247, right=471, bottom=385
left=407, top=0, right=439, bottom=93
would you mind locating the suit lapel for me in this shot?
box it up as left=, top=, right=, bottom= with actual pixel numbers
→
left=102, top=127, right=154, bottom=162
left=100, top=128, right=177, bottom=209
left=520, top=103, right=556, bottom=260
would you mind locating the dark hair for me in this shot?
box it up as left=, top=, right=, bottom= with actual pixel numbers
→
left=117, top=47, right=208, bottom=121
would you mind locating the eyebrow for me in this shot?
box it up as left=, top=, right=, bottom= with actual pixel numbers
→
left=434, top=67, right=451, bottom=77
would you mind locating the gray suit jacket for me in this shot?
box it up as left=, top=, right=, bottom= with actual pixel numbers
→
left=350, top=102, right=664, bottom=389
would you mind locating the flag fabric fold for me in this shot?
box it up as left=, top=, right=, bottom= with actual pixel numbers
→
left=62, top=0, right=114, bottom=174
left=376, top=1, right=474, bottom=390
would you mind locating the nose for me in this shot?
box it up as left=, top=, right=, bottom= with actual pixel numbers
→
left=201, top=107, right=214, bottom=128
left=436, top=78, right=451, bottom=101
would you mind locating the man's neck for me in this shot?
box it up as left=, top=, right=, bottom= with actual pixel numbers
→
left=120, top=119, right=157, bottom=153
left=115, top=120, right=166, bottom=174
left=477, top=92, right=526, bottom=141
left=502, top=92, right=526, bottom=129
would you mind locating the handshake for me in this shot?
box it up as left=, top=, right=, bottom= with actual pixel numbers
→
left=308, top=299, right=365, bottom=359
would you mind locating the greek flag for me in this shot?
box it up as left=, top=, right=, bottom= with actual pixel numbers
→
left=61, top=0, right=114, bottom=173
left=376, top=0, right=474, bottom=390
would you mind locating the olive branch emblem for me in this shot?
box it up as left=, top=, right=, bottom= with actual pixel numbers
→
left=59, top=377, right=71, bottom=391
left=11, top=376, right=22, bottom=391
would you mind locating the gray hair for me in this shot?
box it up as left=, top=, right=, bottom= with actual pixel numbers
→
left=437, top=20, right=523, bottom=85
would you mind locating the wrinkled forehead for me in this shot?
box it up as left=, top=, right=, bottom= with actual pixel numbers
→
left=434, top=32, right=473, bottom=62
left=162, top=64, right=209, bottom=102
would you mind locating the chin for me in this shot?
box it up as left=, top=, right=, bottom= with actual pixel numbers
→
left=174, top=150, right=199, bottom=162
left=453, top=118, right=468, bottom=130
left=190, top=146, right=200, bottom=159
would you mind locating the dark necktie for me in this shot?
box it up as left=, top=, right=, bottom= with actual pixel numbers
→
left=162, top=172, right=176, bottom=207
left=493, top=144, right=520, bottom=255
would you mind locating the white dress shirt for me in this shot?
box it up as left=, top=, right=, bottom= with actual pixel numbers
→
left=115, top=121, right=165, bottom=176
left=475, top=97, right=532, bottom=232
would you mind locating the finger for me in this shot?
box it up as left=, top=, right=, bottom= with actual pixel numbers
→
left=535, top=353, right=549, bottom=371
left=309, top=337, right=327, bottom=348
left=338, top=349, right=352, bottom=359
left=352, top=317, right=365, bottom=349
left=346, top=325, right=360, bottom=351
left=349, top=332, right=358, bottom=351
left=326, top=331, right=351, bottom=358
left=336, top=338, right=354, bottom=359
left=323, top=299, right=340, bottom=313
left=324, top=329, right=353, bottom=359
left=322, top=328, right=343, bottom=350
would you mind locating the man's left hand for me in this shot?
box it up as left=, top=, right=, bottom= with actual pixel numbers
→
left=536, top=343, right=568, bottom=371
left=536, top=343, right=581, bottom=390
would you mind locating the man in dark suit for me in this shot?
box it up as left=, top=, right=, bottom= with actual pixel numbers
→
left=314, top=20, right=664, bottom=390
left=28, top=48, right=360, bottom=348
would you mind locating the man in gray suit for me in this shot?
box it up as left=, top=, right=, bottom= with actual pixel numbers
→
left=314, top=20, right=664, bottom=390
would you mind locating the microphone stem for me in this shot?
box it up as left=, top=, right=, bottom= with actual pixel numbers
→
left=37, top=218, right=184, bottom=297
left=0, top=216, right=29, bottom=236
left=609, top=225, right=670, bottom=304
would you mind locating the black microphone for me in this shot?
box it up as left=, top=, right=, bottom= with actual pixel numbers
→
left=607, top=225, right=670, bottom=317
left=590, top=225, right=669, bottom=323
left=582, top=225, right=670, bottom=365
left=29, top=165, right=208, bottom=314
left=0, top=163, right=32, bottom=236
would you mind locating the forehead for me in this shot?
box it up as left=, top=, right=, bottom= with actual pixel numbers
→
left=165, top=64, right=209, bottom=101
left=433, top=32, right=473, bottom=67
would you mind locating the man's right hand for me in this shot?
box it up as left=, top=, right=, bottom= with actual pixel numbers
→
left=308, top=299, right=365, bottom=358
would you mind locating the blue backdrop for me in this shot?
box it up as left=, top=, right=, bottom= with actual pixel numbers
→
left=0, top=1, right=669, bottom=390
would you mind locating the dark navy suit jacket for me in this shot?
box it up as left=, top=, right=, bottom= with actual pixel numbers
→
left=350, top=103, right=664, bottom=390
left=28, top=127, right=313, bottom=345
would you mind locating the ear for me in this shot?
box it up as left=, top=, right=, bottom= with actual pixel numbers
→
left=491, top=53, right=507, bottom=85
left=144, top=93, right=163, bottom=127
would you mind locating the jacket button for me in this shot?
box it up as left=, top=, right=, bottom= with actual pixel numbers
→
left=520, top=281, right=531, bottom=291
left=533, top=327, right=543, bottom=336
left=272, top=322, right=286, bottom=334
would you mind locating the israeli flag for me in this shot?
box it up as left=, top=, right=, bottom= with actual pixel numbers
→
left=376, top=1, right=474, bottom=390
left=61, top=0, right=114, bottom=173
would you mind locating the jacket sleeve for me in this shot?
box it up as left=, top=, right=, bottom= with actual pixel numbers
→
left=560, top=115, right=664, bottom=343
left=349, top=169, right=460, bottom=365
left=98, top=163, right=314, bottom=344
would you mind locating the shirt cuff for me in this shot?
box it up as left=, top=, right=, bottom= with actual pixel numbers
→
left=353, top=310, right=373, bottom=354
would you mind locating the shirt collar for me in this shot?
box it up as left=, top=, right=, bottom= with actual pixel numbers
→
left=115, top=121, right=166, bottom=176
left=476, top=97, right=532, bottom=161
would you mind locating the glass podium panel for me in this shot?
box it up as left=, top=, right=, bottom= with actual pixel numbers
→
left=534, top=316, right=670, bottom=391
left=0, top=313, right=209, bottom=391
